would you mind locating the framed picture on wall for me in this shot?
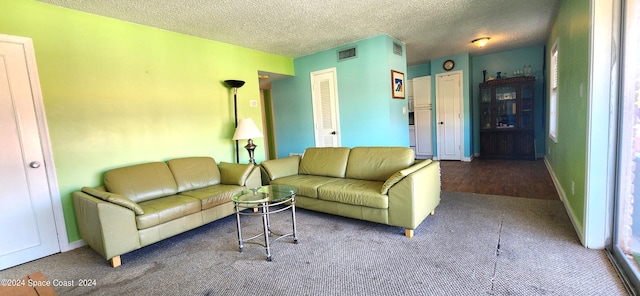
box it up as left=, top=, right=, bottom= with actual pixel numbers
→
left=391, top=70, right=405, bottom=99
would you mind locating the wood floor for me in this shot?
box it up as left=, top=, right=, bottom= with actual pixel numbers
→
left=439, top=158, right=559, bottom=200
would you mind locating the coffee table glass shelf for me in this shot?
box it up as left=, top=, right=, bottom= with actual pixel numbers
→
left=232, top=184, right=299, bottom=261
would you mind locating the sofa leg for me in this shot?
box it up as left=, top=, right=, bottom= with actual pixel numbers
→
left=430, top=209, right=435, bottom=215
left=110, top=256, right=121, bottom=268
left=405, top=229, right=414, bottom=238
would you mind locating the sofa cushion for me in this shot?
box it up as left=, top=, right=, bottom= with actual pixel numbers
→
left=345, top=147, right=415, bottom=181
left=261, top=155, right=300, bottom=180
left=317, top=179, right=388, bottom=209
left=179, top=184, right=244, bottom=210
left=299, top=147, right=351, bottom=178
left=81, top=187, right=144, bottom=215
left=167, top=157, right=221, bottom=192
left=104, top=162, right=178, bottom=203
left=219, top=162, right=254, bottom=186
left=271, top=175, right=341, bottom=198
left=135, top=195, right=201, bottom=229
left=381, top=159, right=433, bottom=194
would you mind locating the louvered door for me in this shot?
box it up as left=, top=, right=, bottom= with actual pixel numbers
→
left=310, top=68, right=340, bottom=147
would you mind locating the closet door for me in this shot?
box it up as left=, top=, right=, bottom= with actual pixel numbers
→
left=414, top=107, right=432, bottom=157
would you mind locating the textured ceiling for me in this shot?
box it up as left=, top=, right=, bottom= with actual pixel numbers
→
left=38, top=0, right=560, bottom=66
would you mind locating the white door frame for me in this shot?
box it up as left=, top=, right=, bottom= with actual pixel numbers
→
left=0, top=34, right=70, bottom=251
left=435, top=70, right=464, bottom=161
left=310, top=67, right=341, bottom=147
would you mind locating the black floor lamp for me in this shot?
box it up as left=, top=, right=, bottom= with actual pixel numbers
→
left=224, top=80, right=245, bottom=163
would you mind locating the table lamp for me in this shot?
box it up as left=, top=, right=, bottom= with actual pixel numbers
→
left=232, top=118, right=263, bottom=164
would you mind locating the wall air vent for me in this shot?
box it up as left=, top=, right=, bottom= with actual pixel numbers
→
left=393, top=42, right=403, bottom=56
left=337, top=47, right=357, bottom=61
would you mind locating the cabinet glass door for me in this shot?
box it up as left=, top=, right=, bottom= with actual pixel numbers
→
left=480, top=88, right=491, bottom=129
left=520, top=83, right=533, bottom=128
left=495, top=86, right=516, bottom=128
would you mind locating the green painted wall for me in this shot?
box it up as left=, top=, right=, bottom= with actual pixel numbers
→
left=545, top=0, right=590, bottom=227
left=262, top=89, right=277, bottom=159
left=0, top=0, right=294, bottom=243
left=271, top=35, right=408, bottom=157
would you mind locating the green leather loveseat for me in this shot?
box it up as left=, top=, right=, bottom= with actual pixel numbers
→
left=260, top=147, right=441, bottom=237
left=73, top=156, right=260, bottom=267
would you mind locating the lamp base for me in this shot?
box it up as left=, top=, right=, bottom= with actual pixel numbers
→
left=244, top=139, right=257, bottom=164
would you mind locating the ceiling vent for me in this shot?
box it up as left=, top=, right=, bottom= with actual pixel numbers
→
left=337, top=47, right=357, bottom=61
left=393, top=42, right=403, bottom=56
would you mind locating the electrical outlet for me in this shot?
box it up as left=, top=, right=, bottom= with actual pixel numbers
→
left=250, top=100, right=258, bottom=107
left=402, top=107, right=407, bottom=114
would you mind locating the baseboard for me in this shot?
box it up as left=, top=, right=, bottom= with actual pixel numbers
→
left=431, top=156, right=473, bottom=162
left=544, top=157, right=586, bottom=246
left=60, top=239, right=86, bottom=252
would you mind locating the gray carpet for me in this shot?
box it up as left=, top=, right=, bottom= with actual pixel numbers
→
left=0, top=192, right=628, bottom=295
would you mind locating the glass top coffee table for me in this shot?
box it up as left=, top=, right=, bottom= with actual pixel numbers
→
left=231, top=184, right=299, bottom=261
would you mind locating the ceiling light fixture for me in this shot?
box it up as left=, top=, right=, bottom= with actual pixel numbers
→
left=471, top=37, right=490, bottom=47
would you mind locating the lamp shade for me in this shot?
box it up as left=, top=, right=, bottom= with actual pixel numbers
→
left=232, top=118, right=263, bottom=140
left=224, top=80, right=245, bottom=88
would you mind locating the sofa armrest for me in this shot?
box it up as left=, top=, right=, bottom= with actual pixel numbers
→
left=245, top=166, right=262, bottom=189
left=260, top=155, right=301, bottom=181
left=73, top=191, right=141, bottom=260
left=381, top=160, right=433, bottom=194
left=81, top=187, right=144, bottom=215
left=219, top=162, right=254, bottom=186
left=387, top=161, right=441, bottom=230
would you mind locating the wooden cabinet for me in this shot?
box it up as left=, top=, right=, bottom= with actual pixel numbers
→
left=479, top=77, right=535, bottom=159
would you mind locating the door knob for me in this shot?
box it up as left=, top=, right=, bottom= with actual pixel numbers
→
left=29, top=161, right=41, bottom=168
left=331, top=131, right=336, bottom=135
left=439, top=121, right=444, bottom=125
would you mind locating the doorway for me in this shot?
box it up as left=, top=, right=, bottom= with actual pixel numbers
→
left=435, top=70, right=463, bottom=160
left=258, top=71, right=293, bottom=160
left=0, top=34, right=63, bottom=270
left=310, top=68, right=341, bottom=147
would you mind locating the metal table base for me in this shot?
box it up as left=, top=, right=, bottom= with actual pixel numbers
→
left=234, top=196, right=298, bottom=261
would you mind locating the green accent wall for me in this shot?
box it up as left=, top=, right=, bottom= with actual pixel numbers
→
left=0, top=0, right=294, bottom=243
left=271, top=35, right=408, bottom=157
left=545, top=0, right=590, bottom=227
left=262, top=89, right=277, bottom=159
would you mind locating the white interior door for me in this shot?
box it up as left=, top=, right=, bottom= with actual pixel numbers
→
left=0, top=35, right=60, bottom=270
left=436, top=71, right=463, bottom=160
left=310, top=68, right=341, bottom=147
left=413, top=76, right=432, bottom=158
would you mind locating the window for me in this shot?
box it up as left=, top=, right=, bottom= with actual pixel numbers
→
left=612, top=0, right=640, bottom=290
left=549, top=40, right=559, bottom=142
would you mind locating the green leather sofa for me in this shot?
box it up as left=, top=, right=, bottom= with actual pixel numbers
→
left=260, top=147, right=440, bottom=238
left=72, top=156, right=261, bottom=267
